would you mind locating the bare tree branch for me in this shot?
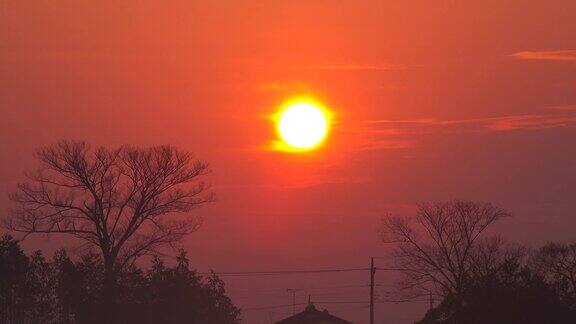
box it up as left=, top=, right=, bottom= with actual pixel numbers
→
left=2, top=140, right=214, bottom=294
left=379, top=200, right=511, bottom=302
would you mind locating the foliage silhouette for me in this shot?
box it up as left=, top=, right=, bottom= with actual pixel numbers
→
left=418, top=254, right=576, bottom=323
left=0, top=236, right=240, bottom=324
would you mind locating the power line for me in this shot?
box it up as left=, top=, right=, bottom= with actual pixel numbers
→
left=319, top=300, right=429, bottom=304
left=297, top=283, right=371, bottom=290
left=198, top=267, right=409, bottom=276
left=243, top=302, right=307, bottom=311
left=241, top=284, right=394, bottom=293
left=203, top=262, right=411, bottom=321
left=230, top=283, right=373, bottom=294
left=199, top=266, right=406, bottom=277
left=243, top=299, right=429, bottom=311
left=375, top=267, right=410, bottom=271
left=199, top=267, right=370, bottom=277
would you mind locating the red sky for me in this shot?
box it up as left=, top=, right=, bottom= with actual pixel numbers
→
left=2, top=1, right=576, bottom=323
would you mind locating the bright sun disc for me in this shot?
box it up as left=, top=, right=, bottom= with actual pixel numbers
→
left=277, top=102, right=329, bottom=150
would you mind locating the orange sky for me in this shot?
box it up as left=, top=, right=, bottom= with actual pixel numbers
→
left=2, top=1, right=576, bottom=323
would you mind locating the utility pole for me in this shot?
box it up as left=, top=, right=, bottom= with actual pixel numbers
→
left=370, top=257, right=376, bottom=324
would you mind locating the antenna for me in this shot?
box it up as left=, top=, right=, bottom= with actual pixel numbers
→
left=286, top=288, right=303, bottom=315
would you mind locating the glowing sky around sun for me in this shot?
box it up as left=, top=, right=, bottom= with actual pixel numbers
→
left=2, top=1, right=576, bottom=323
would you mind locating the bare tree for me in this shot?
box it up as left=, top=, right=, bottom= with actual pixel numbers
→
left=380, top=200, right=511, bottom=303
left=4, top=141, right=214, bottom=303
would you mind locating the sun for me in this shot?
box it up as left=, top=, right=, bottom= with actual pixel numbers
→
left=276, top=101, right=330, bottom=151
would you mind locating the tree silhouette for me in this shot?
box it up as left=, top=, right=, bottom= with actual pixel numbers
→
left=531, top=241, right=576, bottom=304
left=54, top=250, right=107, bottom=324
left=380, top=200, right=511, bottom=307
left=0, top=234, right=30, bottom=323
left=418, top=252, right=576, bottom=323
left=136, top=251, right=241, bottom=324
left=4, top=141, right=214, bottom=319
left=1, top=237, right=240, bottom=323
left=0, top=235, right=58, bottom=323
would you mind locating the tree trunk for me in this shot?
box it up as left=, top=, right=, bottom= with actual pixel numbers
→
left=102, top=253, right=118, bottom=323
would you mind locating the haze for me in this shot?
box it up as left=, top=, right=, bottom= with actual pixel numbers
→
left=2, top=1, right=576, bottom=323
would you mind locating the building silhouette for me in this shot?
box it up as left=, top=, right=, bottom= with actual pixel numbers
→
left=275, top=299, right=353, bottom=324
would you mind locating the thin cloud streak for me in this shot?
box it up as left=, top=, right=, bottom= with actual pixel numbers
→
left=287, top=63, right=405, bottom=71
left=512, top=50, right=576, bottom=61
left=351, top=139, right=417, bottom=152
left=354, top=111, right=576, bottom=152
left=547, top=104, right=576, bottom=111
left=367, top=113, right=576, bottom=133
left=487, top=115, right=576, bottom=131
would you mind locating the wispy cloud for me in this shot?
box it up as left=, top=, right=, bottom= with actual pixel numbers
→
left=351, top=139, right=417, bottom=151
left=547, top=104, right=576, bottom=111
left=287, top=63, right=405, bottom=71
left=355, top=110, right=576, bottom=152
left=368, top=113, right=576, bottom=133
left=511, top=50, right=576, bottom=61
left=486, top=114, right=576, bottom=131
